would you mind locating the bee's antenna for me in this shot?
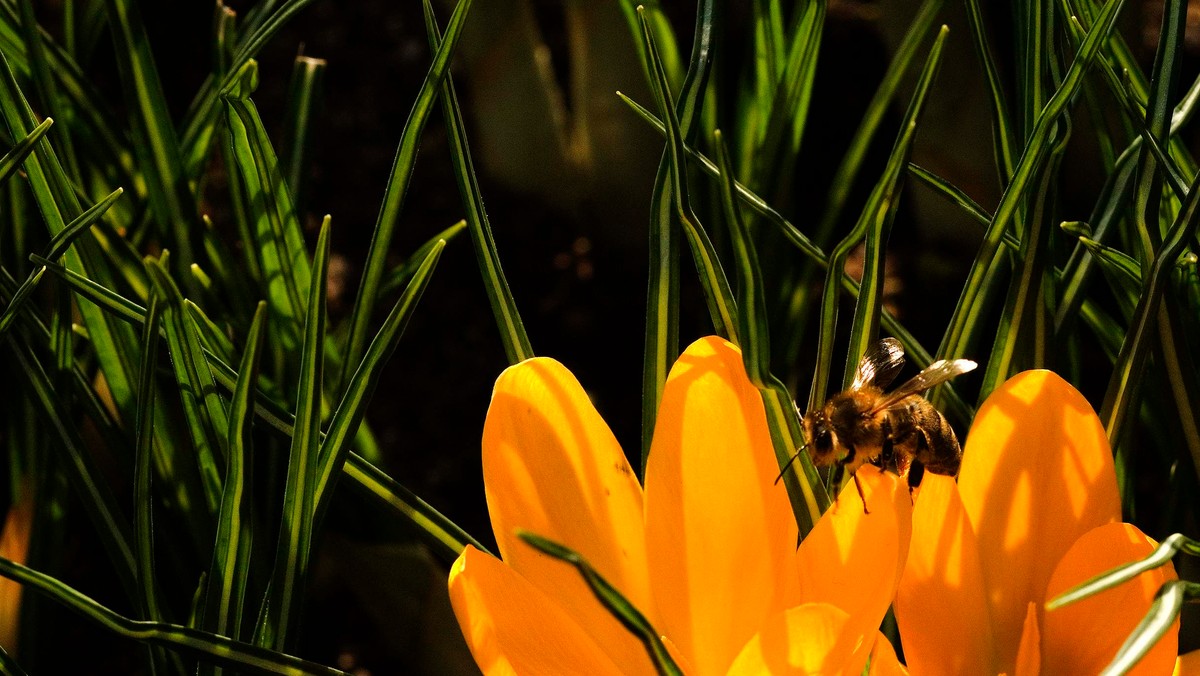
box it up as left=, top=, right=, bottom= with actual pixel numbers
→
left=773, top=443, right=809, bottom=485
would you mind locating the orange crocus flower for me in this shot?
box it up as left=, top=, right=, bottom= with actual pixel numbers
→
left=896, top=370, right=1180, bottom=675
left=449, top=336, right=910, bottom=675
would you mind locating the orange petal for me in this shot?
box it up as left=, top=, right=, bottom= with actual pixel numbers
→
left=1042, top=523, right=1178, bottom=675
left=1174, top=650, right=1200, bottom=675
left=867, top=633, right=908, bottom=676
left=895, top=474, right=995, bottom=674
left=448, top=546, right=627, bottom=675
left=0, top=483, right=31, bottom=651
left=958, top=370, right=1120, bottom=672
left=793, top=464, right=912, bottom=671
left=482, top=357, right=653, bottom=670
left=725, top=603, right=862, bottom=675
left=644, top=336, right=798, bottom=675
left=1013, top=602, right=1041, bottom=676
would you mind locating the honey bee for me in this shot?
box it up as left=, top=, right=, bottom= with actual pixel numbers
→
left=795, top=338, right=976, bottom=507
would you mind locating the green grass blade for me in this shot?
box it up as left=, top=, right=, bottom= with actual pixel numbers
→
left=147, top=257, right=229, bottom=514
left=420, top=0, right=531, bottom=368
left=101, top=0, right=203, bottom=267
left=1101, top=165, right=1200, bottom=450
left=1100, top=581, right=1200, bottom=676
left=1048, top=532, right=1199, bottom=609
left=280, top=56, right=325, bottom=216
left=518, top=531, right=684, bottom=676
left=0, top=644, right=28, bottom=676
left=222, top=60, right=311, bottom=343
left=844, top=26, right=947, bottom=382
left=963, top=0, right=1017, bottom=180
left=204, top=301, right=266, bottom=652
left=814, top=0, right=943, bottom=242
left=313, top=241, right=444, bottom=524
left=0, top=116, right=50, bottom=183
left=379, top=220, right=465, bottom=296
left=937, top=0, right=1129, bottom=365
left=8, top=339, right=137, bottom=596
left=261, top=220, right=330, bottom=651
left=636, top=7, right=738, bottom=344
left=133, top=292, right=184, bottom=675
left=627, top=0, right=715, bottom=470
left=342, top=0, right=480, bottom=383
left=0, top=555, right=347, bottom=675
left=713, top=129, right=827, bottom=532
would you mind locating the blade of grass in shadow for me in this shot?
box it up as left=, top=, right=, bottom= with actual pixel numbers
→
left=420, top=0, right=531, bottom=367
left=936, top=0, right=1129, bottom=367
left=844, top=26, right=947, bottom=383
left=8, top=339, right=136, bottom=598
left=0, top=116, right=50, bottom=183
left=101, top=0, right=204, bottom=269
left=133, top=293, right=185, bottom=675
left=979, top=120, right=1071, bottom=398
left=814, top=0, right=944, bottom=242
left=312, top=241, right=444, bottom=527
left=1101, top=164, right=1200, bottom=455
left=616, top=93, right=976, bottom=426
left=518, top=531, right=683, bottom=676
left=614, top=0, right=716, bottom=471
left=342, top=0, right=479, bottom=387
left=1, top=186, right=123, bottom=337
left=714, top=129, right=827, bottom=531
left=0, top=555, right=347, bottom=676
left=963, top=0, right=1017, bottom=181
left=380, top=221, right=464, bottom=296
left=280, top=55, right=324, bottom=218
left=17, top=0, right=80, bottom=181
left=203, top=301, right=266, bottom=659
left=636, top=7, right=738, bottom=343
left=260, top=220, right=330, bottom=652
left=146, top=257, right=228, bottom=515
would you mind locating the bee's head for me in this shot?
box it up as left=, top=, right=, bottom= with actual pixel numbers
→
left=801, top=410, right=838, bottom=465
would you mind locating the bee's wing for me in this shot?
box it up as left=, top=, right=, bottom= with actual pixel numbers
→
left=850, top=337, right=906, bottom=391
left=868, top=358, right=977, bottom=413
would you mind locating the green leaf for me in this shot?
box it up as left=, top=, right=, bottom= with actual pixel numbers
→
left=280, top=55, right=325, bottom=217
left=1048, top=533, right=1200, bottom=609
left=0, top=554, right=347, bottom=675
left=101, top=0, right=205, bottom=267
left=1101, top=581, right=1200, bottom=676
left=261, top=219, right=330, bottom=651
left=343, top=0, right=482, bottom=383
left=419, top=0, right=531, bottom=369
left=222, top=60, right=312, bottom=345
left=313, top=241, right=445, bottom=524
left=379, top=220, right=465, bottom=297
left=0, top=116, right=51, bottom=184
left=204, top=301, right=266, bottom=648
left=631, top=0, right=715, bottom=470
left=713, top=129, right=827, bottom=532
left=146, top=257, right=228, bottom=515
left=518, top=531, right=683, bottom=676
left=963, top=0, right=1018, bottom=180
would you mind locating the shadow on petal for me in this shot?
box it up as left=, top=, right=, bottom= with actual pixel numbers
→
left=958, top=370, right=1120, bottom=672
left=1042, top=523, right=1178, bottom=675
left=645, top=337, right=797, bottom=676
left=726, top=603, right=862, bottom=676
left=896, top=474, right=995, bottom=674
left=448, top=546, right=631, bottom=675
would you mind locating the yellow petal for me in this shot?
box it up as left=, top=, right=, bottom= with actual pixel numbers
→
left=895, top=474, right=995, bottom=674
left=1042, top=523, right=1178, bottom=675
left=1013, top=603, right=1041, bottom=676
left=482, top=357, right=653, bottom=670
left=1174, top=650, right=1200, bottom=675
left=793, top=464, right=911, bottom=672
left=958, top=369, right=1120, bottom=672
left=725, top=603, right=861, bottom=676
left=448, top=546, right=628, bottom=675
left=867, top=633, right=908, bottom=676
left=644, top=336, right=797, bottom=675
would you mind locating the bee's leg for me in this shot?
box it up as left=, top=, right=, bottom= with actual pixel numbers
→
left=829, top=464, right=845, bottom=509
left=907, top=460, right=926, bottom=493
left=852, top=471, right=870, bottom=514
